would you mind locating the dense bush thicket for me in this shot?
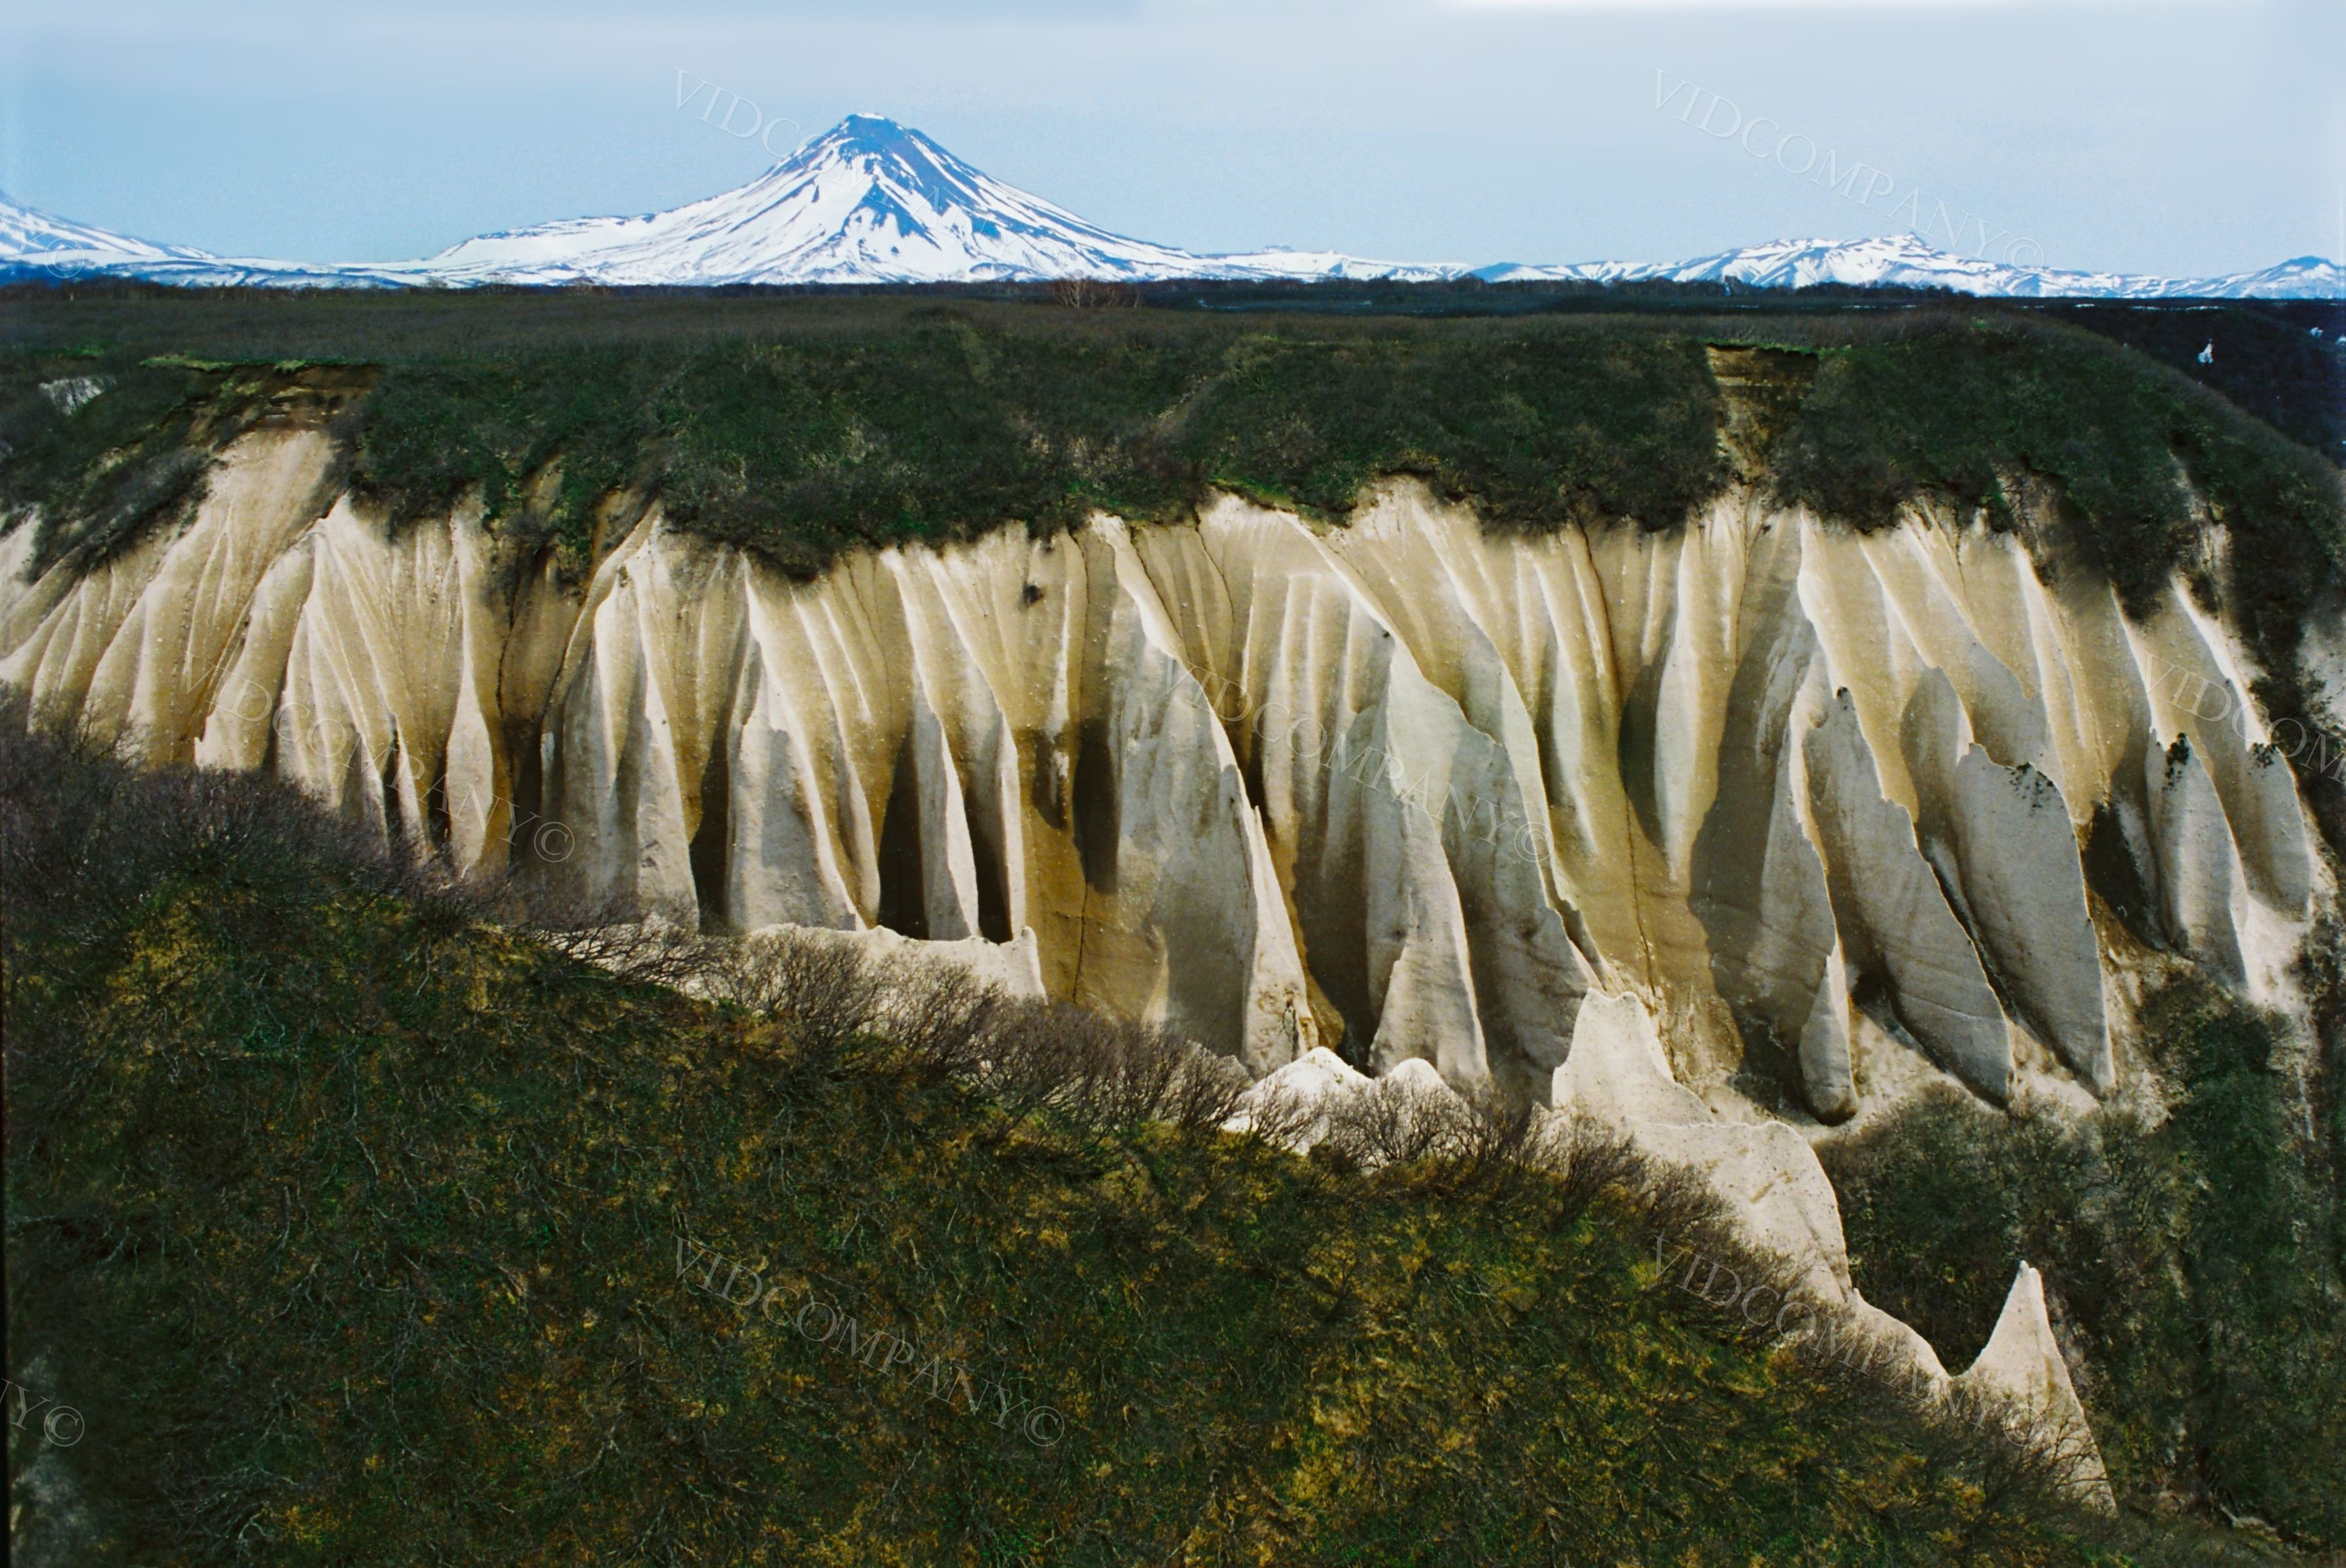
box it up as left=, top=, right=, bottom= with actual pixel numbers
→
left=4, top=294, right=2335, bottom=623
left=2050, top=299, right=2345, bottom=462
left=0, top=355, right=242, bottom=576
left=319, top=326, right=1730, bottom=577
left=5, top=718, right=2252, bottom=1566
left=1822, top=979, right=2346, bottom=1551
left=1765, top=320, right=2346, bottom=631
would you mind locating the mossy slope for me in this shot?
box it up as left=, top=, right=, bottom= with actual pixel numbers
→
left=0, top=727, right=2229, bottom=1567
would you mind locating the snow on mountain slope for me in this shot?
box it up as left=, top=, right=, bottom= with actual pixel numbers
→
left=418, top=115, right=1450, bottom=286
left=1187, top=247, right=1458, bottom=284
left=423, top=114, right=1225, bottom=285
left=1474, top=232, right=2344, bottom=300
left=0, top=191, right=211, bottom=276
left=2198, top=255, right=2346, bottom=300
left=2, top=118, right=2336, bottom=297
left=0, top=190, right=414, bottom=288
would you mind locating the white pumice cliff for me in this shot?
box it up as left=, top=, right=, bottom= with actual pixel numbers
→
left=8, top=421, right=2320, bottom=1481
left=2, top=425, right=2318, bottom=1117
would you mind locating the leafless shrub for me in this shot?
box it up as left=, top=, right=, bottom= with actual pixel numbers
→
left=1321, top=1076, right=1469, bottom=1168
left=869, top=959, right=1001, bottom=1079
left=1531, top=1111, right=1647, bottom=1220
left=1429, top=1083, right=1542, bottom=1192
left=520, top=893, right=719, bottom=988
left=945, top=996, right=1244, bottom=1140
left=1161, top=1050, right=1252, bottom=1136
left=1049, top=277, right=1138, bottom=309
left=709, top=931, right=879, bottom=1059
left=1310, top=1073, right=1544, bottom=1187
left=981, top=1001, right=1130, bottom=1124
left=1633, top=1157, right=1751, bottom=1267
left=1086, top=1019, right=1187, bottom=1129
left=1230, top=1081, right=1320, bottom=1151
left=1909, top=1376, right=2116, bottom=1518
left=0, top=692, right=480, bottom=957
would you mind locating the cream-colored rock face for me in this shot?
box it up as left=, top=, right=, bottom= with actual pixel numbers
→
left=1, top=447, right=2319, bottom=1114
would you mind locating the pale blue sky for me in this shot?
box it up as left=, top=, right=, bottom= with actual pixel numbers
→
left=2, top=0, right=2336, bottom=277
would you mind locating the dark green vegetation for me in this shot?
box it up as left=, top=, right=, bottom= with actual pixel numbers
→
left=0, top=355, right=253, bottom=578
left=2, top=721, right=2276, bottom=1567
left=333, top=328, right=1727, bottom=578
left=3, top=286, right=2336, bottom=612
left=1823, top=974, right=2346, bottom=1554
left=0, top=351, right=367, bottom=578
left=5, top=285, right=2343, bottom=1560
left=1762, top=321, right=2346, bottom=643
left=3, top=300, right=1732, bottom=580
left=2052, top=300, right=2345, bottom=463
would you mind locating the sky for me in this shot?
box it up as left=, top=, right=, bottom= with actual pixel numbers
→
left=1, top=0, right=2336, bottom=279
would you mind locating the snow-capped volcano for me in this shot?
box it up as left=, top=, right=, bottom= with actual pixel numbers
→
left=426, top=114, right=1233, bottom=285
left=421, top=114, right=1448, bottom=287
left=1, top=116, right=2335, bottom=298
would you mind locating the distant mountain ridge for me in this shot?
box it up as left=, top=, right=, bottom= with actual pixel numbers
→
left=1472, top=233, right=2343, bottom=300
left=2, top=113, right=2335, bottom=298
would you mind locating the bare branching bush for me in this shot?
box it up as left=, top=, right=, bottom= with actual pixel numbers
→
left=1305, top=1073, right=1543, bottom=1193
left=1159, top=1049, right=1252, bottom=1137
left=707, top=932, right=879, bottom=1060
left=1933, top=1382, right=2111, bottom=1512
left=1531, top=1111, right=1647, bottom=1220
left=519, top=893, right=720, bottom=988
left=1227, top=1081, right=1320, bottom=1151
left=1049, top=277, right=1138, bottom=309
left=936, top=998, right=1245, bottom=1140
left=1320, top=1076, right=1469, bottom=1168
left=688, top=930, right=1244, bottom=1136
left=867, top=959, right=999, bottom=1079
left=0, top=693, right=481, bottom=960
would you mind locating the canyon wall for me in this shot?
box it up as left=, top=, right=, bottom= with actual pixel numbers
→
left=1, top=425, right=2320, bottom=1119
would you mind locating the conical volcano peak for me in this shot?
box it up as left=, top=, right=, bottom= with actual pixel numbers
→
left=792, top=114, right=958, bottom=179
left=759, top=113, right=998, bottom=225
left=818, top=114, right=936, bottom=157
left=415, top=110, right=1224, bottom=285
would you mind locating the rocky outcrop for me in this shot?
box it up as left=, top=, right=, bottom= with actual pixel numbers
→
left=1804, top=691, right=2014, bottom=1103
left=1550, top=990, right=2109, bottom=1490
left=1953, top=1264, right=2117, bottom=1511
left=1, top=439, right=2322, bottom=1117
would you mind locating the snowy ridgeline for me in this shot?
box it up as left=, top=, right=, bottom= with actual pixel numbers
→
left=1, top=114, right=2337, bottom=296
